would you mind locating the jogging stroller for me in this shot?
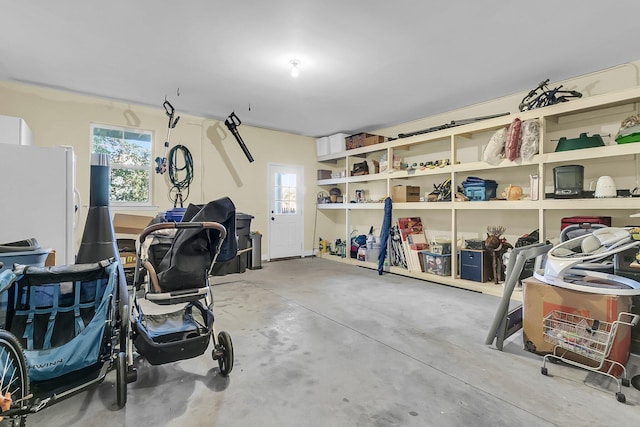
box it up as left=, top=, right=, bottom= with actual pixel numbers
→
left=129, top=197, right=237, bottom=374
left=0, top=257, right=131, bottom=425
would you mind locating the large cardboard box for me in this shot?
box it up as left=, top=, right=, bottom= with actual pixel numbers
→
left=113, top=213, right=154, bottom=235
left=317, top=169, right=332, bottom=180
left=391, top=185, right=420, bottom=202
left=345, top=133, right=384, bottom=150
left=523, top=277, right=632, bottom=374
left=116, top=238, right=138, bottom=268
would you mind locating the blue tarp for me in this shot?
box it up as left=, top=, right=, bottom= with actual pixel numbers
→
left=378, top=197, right=392, bottom=275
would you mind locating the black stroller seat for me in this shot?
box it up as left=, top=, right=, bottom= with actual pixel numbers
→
left=130, top=197, right=236, bottom=373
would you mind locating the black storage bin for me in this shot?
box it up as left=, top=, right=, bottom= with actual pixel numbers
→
left=211, top=213, right=254, bottom=276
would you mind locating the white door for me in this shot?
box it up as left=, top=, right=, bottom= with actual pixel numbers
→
left=267, top=163, right=304, bottom=259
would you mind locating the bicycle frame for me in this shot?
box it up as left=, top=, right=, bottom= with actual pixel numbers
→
left=519, top=79, right=582, bottom=112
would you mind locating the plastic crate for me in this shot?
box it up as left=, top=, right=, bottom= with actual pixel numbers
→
left=419, top=251, right=451, bottom=276
left=462, top=182, right=498, bottom=201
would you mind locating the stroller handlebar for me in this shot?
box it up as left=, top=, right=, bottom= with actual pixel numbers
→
left=138, top=221, right=227, bottom=244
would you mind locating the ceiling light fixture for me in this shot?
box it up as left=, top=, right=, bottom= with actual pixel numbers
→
left=290, top=59, right=300, bottom=78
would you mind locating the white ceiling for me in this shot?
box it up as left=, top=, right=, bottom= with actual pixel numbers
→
left=2, top=1, right=640, bottom=138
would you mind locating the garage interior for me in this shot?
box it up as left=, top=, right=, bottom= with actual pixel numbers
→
left=25, top=258, right=640, bottom=426
left=2, top=2, right=640, bottom=426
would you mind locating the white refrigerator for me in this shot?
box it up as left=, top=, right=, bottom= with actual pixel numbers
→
left=0, top=143, right=76, bottom=264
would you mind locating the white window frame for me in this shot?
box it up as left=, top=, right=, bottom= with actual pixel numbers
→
left=90, top=123, right=154, bottom=207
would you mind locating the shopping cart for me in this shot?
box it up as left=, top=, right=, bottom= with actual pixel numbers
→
left=540, top=310, right=639, bottom=403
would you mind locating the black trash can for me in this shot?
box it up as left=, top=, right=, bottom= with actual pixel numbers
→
left=212, top=213, right=254, bottom=276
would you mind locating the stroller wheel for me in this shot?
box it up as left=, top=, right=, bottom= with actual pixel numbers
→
left=216, top=331, right=234, bottom=376
left=0, top=330, right=29, bottom=426
left=116, top=352, right=127, bottom=408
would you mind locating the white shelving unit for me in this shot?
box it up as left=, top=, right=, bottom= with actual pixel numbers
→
left=316, top=86, right=640, bottom=297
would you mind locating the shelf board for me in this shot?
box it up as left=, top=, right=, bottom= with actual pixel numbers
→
left=346, top=202, right=385, bottom=210
left=387, top=165, right=453, bottom=179
left=317, top=203, right=348, bottom=210
left=348, top=173, right=385, bottom=183
left=453, top=199, right=540, bottom=210
left=541, top=197, right=640, bottom=210
left=318, top=177, right=348, bottom=185
left=393, top=201, right=454, bottom=209
left=453, top=157, right=540, bottom=173
left=391, top=267, right=523, bottom=300
left=540, top=142, right=640, bottom=164
left=320, top=197, right=640, bottom=211
left=317, top=257, right=521, bottom=300
left=540, top=85, right=640, bottom=119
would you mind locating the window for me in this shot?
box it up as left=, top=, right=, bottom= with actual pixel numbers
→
left=91, top=124, right=153, bottom=205
left=274, top=172, right=297, bottom=214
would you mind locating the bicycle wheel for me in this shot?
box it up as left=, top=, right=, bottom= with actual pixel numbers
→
left=0, top=330, right=29, bottom=426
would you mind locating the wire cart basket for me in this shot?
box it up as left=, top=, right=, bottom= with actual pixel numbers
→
left=540, top=310, right=639, bottom=403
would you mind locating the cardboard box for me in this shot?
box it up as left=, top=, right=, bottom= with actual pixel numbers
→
left=45, top=250, right=56, bottom=266
left=391, top=185, right=420, bottom=202
left=522, top=277, right=632, bottom=375
left=317, top=169, right=332, bottom=180
left=119, top=251, right=137, bottom=269
left=113, top=213, right=153, bottom=235
left=363, top=134, right=385, bottom=146
left=116, top=238, right=138, bottom=268
left=346, top=133, right=384, bottom=150
left=345, top=134, right=361, bottom=150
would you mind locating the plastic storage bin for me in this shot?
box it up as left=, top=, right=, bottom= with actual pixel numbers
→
left=164, top=207, right=187, bottom=222
left=0, top=239, right=51, bottom=329
left=0, top=239, right=51, bottom=273
left=211, top=213, right=254, bottom=276
left=419, top=251, right=451, bottom=276
left=462, top=181, right=498, bottom=201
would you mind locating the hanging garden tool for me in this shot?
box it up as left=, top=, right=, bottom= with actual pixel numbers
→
left=155, top=98, right=181, bottom=174
left=225, top=111, right=254, bottom=163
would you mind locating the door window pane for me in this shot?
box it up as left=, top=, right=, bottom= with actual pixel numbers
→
left=274, top=172, right=297, bottom=214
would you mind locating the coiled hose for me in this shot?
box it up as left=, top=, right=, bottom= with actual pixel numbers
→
left=167, top=144, right=193, bottom=206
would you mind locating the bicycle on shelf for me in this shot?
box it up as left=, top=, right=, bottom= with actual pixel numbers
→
left=518, top=79, right=583, bottom=112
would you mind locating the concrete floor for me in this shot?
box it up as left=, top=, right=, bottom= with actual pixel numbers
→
left=26, top=257, right=640, bottom=426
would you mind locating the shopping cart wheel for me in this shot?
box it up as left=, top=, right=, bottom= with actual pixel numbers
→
left=616, top=392, right=626, bottom=403
left=541, top=367, right=548, bottom=376
left=622, top=378, right=630, bottom=387
left=116, top=351, right=127, bottom=408
left=217, top=331, right=234, bottom=377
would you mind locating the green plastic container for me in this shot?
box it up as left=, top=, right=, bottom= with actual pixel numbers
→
left=616, top=132, right=640, bottom=144
left=555, top=133, right=604, bottom=152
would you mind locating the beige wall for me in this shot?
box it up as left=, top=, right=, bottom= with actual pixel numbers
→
left=4, top=60, right=640, bottom=257
left=374, top=61, right=640, bottom=138
left=0, top=81, right=317, bottom=257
